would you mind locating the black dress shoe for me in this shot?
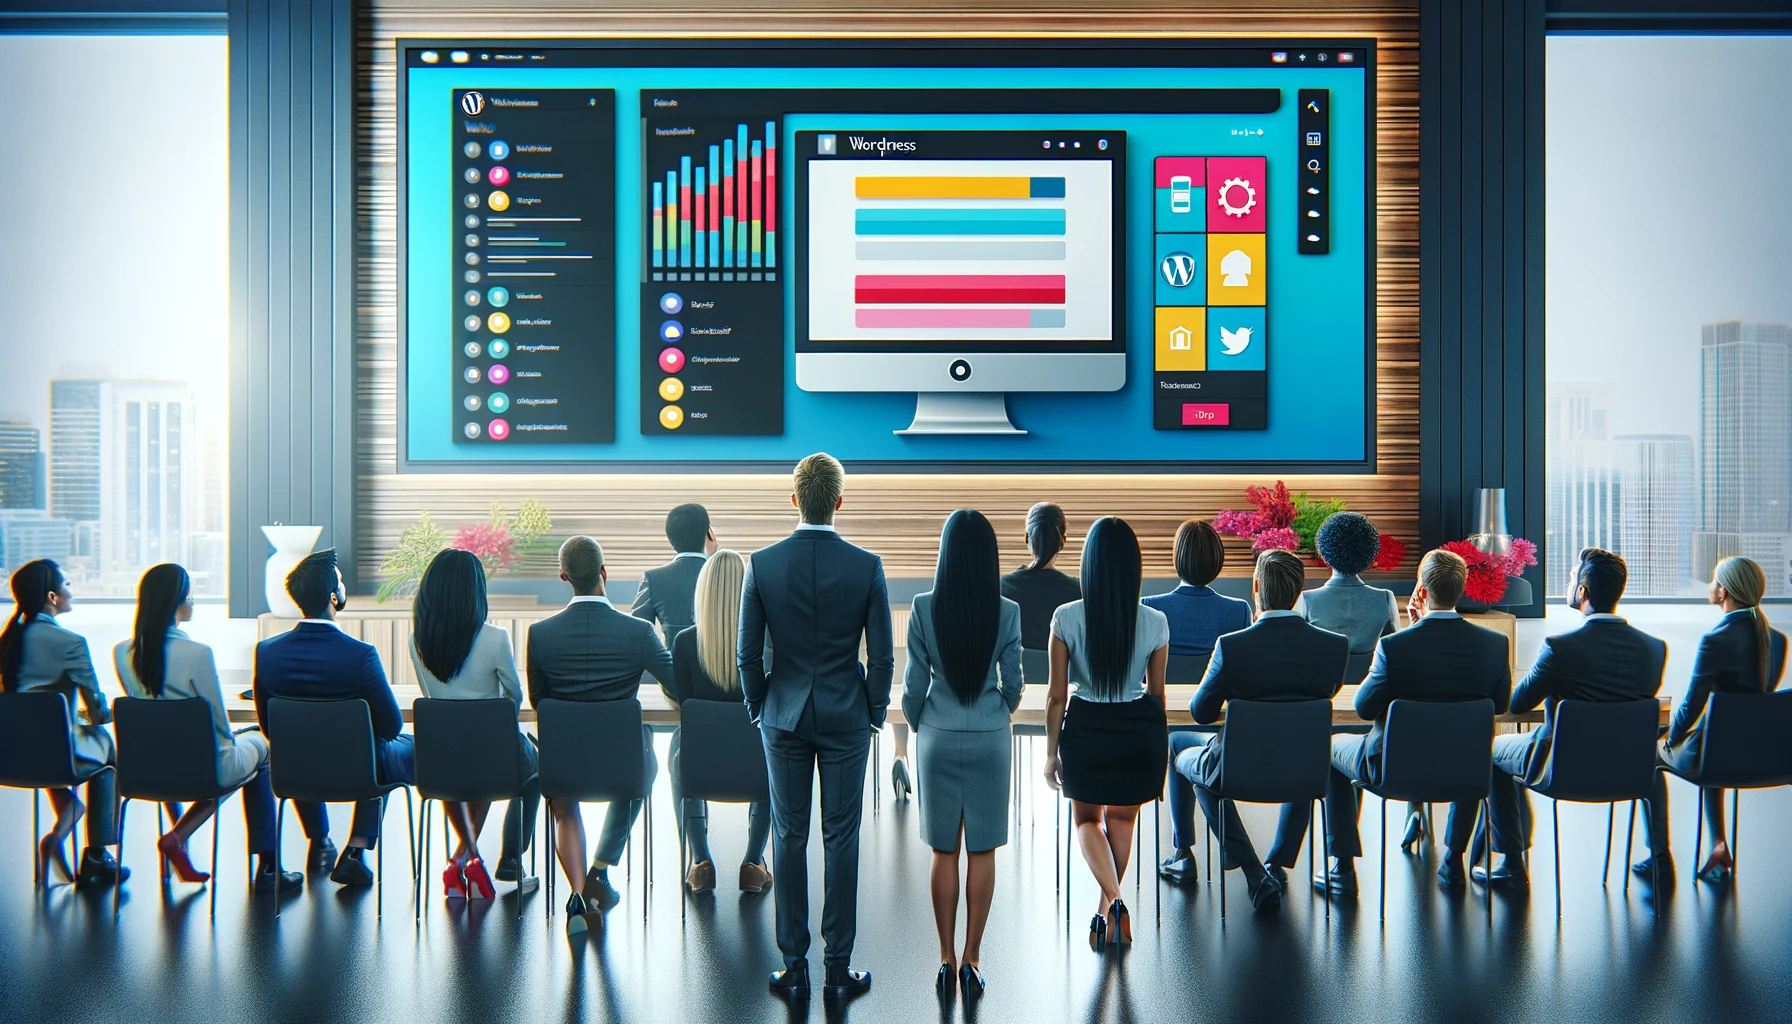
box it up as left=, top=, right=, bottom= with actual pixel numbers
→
left=253, top=865, right=305, bottom=893
left=329, top=848, right=374, bottom=887
left=1158, top=853, right=1198, bottom=886
left=1268, top=864, right=1289, bottom=888
left=1400, top=811, right=1427, bottom=853
left=75, top=848, right=129, bottom=889
left=959, top=963, right=985, bottom=998
left=308, top=839, right=338, bottom=873
left=823, top=964, right=872, bottom=998
left=495, top=855, right=521, bottom=883
left=1472, top=862, right=1529, bottom=889
left=1312, top=861, right=1358, bottom=897
left=1249, top=872, right=1285, bottom=912
left=1436, top=857, right=1466, bottom=889
left=769, top=961, right=810, bottom=998
left=583, top=866, right=621, bottom=910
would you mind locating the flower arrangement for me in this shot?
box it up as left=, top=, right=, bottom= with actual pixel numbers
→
left=376, top=499, right=554, bottom=602
left=1215, top=480, right=1406, bottom=571
left=1439, top=537, right=1538, bottom=605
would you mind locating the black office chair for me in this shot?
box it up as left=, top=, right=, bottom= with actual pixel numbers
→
left=0, top=691, right=100, bottom=887
left=1165, top=654, right=1211, bottom=686
left=537, top=697, right=655, bottom=924
left=1198, top=699, right=1334, bottom=921
left=674, top=699, right=770, bottom=923
left=266, top=697, right=416, bottom=919
left=1659, top=690, right=1792, bottom=879
left=1516, top=698, right=1660, bottom=917
left=412, top=697, right=539, bottom=921
left=112, top=697, right=250, bottom=919
left=1358, top=698, right=1496, bottom=923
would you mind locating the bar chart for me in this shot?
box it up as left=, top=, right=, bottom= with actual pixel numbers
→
left=647, top=118, right=778, bottom=282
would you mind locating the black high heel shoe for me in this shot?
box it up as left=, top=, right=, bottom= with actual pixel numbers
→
left=1088, top=913, right=1107, bottom=952
left=936, top=962, right=955, bottom=997
left=959, top=963, right=985, bottom=998
left=892, top=759, right=912, bottom=801
left=1400, top=810, right=1427, bottom=853
left=1108, top=898, right=1133, bottom=946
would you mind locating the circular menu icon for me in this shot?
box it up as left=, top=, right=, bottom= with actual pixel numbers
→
left=463, top=289, right=481, bottom=307
left=464, top=167, right=482, bottom=184
left=660, top=320, right=684, bottom=343
left=659, top=347, right=685, bottom=373
left=488, top=165, right=511, bottom=186
left=463, top=193, right=481, bottom=209
left=463, top=366, right=482, bottom=384
left=658, top=377, right=685, bottom=402
left=463, top=141, right=482, bottom=159
left=659, top=292, right=684, bottom=314
left=659, top=405, right=684, bottom=430
left=488, top=140, right=510, bottom=160
left=487, top=391, right=510, bottom=413
left=487, top=191, right=510, bottom=212
left=463, top=341, right=483, bottom=358
left=486, top=286, right=510, bottom=307
left=488, top=339, right=510, bottom=358
left=463, top=395, right=482, bottom=411
left=486, top=312, right=511, bottom=334
left=487, top=418, right=511, bottom=440
left=463, top=315, right=482, bottom=332
left=487, top=364, right=511, bottom=386
left=463, top=422, right=482, bottom=439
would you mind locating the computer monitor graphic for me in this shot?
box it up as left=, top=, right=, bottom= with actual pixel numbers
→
left=793, top=129, right=1126, bottom=435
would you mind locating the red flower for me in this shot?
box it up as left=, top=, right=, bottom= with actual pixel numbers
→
left=1243, top=481, right=1297, bottom=531
left=452, top=523, right=518, bottom=573
left=1213, top=508, right=1263, bottom=538
left=1371, top=535, right=1407, bottom=572
left=1251, top=527, right=1302, bottom=553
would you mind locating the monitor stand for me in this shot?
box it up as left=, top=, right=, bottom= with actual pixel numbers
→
left=895, top=392, right=1026, bottom=436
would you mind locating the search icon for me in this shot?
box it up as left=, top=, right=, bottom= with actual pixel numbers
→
left=1307, top=158, right=1322, bottom=172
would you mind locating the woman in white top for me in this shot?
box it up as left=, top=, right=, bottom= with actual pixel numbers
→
left=115, top=563, right=302, bottom=892
left=409, top=549, right=540, bottom=900
left=1041, top=517, right=1169, bottom=954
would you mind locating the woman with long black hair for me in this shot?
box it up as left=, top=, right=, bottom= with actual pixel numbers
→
left=1, top=559, right=127, bottom=887
left=115, top=563, right=302, bottom=892
left=902, top=510, right=1023, bottom=999
left=409, top=548, right=540, bottom=899
left=1041, top=518, right=1169, bottom=953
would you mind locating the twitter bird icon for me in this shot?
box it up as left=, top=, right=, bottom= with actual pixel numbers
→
left=1207, top=309, right=1266, bottom=370
left=1220, top=325, right=1253, bottom=355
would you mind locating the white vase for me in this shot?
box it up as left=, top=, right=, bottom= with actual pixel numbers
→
left=263, top=525, right=322, bottom=618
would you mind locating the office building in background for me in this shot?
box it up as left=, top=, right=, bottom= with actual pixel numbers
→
left=1616, top=434, right=1696, bottom=596
left=1694, top=320, right=1792, bottom=595
left=0, top=419, right=44, bottom=510
left=1546, top=384, right=1623, bottom=596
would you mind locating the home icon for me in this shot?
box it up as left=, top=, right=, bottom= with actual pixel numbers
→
left=1169, top=325, right=1193, bottom=351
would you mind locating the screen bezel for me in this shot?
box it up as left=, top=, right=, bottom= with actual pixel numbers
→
left=394, top=36, right=1378, bottom=474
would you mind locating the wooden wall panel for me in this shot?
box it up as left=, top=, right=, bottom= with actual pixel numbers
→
left=354, top=0, right=1420, bottom=583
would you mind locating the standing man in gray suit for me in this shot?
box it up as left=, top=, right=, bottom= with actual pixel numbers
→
left=741, top=453, right=893, bottom=1001
left=632, top=502, right=717, bottom=645
left=527, top=536, right=675, bottom=927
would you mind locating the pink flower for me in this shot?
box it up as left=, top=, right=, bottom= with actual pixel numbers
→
left=1251, top=527, right=1302, bottom=553
left=1213, top=509, right=1263, bottom=538
left=452, top=523, right=518, bottom=572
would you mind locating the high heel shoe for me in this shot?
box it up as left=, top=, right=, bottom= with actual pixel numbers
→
left=891, top=758, right=912, bottom=801
left=442, top=861, right=468, bottom=900
left=959, top=963, right=986, bottom=999
left=936, top=962, right=955, bottom=997
left=1698, top=859, right=1734, bottom=884
left=1108, top=898, right=1133, bottom=945
left=463, top=858, right=496, bottom=899
left=1400, top=811, right=1427, bottom=853
left=1087, top=913, right=1107, bottom=953
left=157, top=833, right=211, bottom=884
left=38, top=834, right=73, bottom=885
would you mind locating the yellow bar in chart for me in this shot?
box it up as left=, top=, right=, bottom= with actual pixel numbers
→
left=854, top=176, right=1065, bottom=200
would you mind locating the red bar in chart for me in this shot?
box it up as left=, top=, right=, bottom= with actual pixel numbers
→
left=854, top=274, right=1067, bottom=305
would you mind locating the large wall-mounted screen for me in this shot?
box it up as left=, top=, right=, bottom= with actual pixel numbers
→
left=399, top=39, right=1375, bottom=470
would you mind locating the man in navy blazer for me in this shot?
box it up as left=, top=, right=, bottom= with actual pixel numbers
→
left=630, top=502, right=716, bottom=645
left=1316, top=549, right=1511, bottom=896
left=1159, top=550, right=1349, bottom=912
left=1482, top=549, right=1666, bottom=887
left=740, top=453, right=892, bottom=1000
left=253, top=549, right=414, bottom=887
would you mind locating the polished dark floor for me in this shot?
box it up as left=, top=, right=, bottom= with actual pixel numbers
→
left=4, top=731, right=1791, bottom=1024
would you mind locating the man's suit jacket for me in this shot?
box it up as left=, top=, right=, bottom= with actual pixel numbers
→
left=631, top=554, right=705, bottom=644
left=1353, top=612, right=1511, bottom=770
left=1187, top=613, right=1349, bottom=780
left=253, top=621, right=404, bottom=743
left=527, top=598, right=674, bottom=707
left=1509, top=614, right=1667, bottom=781
left=738, top=527, right=894, bottom=735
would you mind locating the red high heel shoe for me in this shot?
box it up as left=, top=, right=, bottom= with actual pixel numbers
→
left=463, top=858, right=495, bottom=899
left=442, top=861, right=468, bottom=899
left=157, top=833, right=211, bottom=884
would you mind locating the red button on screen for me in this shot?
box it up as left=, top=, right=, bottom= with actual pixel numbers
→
left=1182, top=403, right=1230, bottom=426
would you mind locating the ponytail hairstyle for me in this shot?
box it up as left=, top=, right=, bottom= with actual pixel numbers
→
left=1, top=559, right=64, bottom=691
left=1023, top=502, right=1068, bottom=571
left=1080, top=517, right=1143, bottom=701
left=1714, top=556, right=1772, bottom=690
left=932, top=510, right=1002, bottom=706
left=130, top=563, right=191, bottom=698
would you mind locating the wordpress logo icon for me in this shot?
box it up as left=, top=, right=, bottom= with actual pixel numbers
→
left=1159, top=252, right=1197, bottom=289
left=461, top=91, right=486, bottom=116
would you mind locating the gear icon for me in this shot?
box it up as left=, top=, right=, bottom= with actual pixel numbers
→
left=1218, top=177, right=1257, bottom=218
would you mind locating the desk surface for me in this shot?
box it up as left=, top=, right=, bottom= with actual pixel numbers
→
left=223, top=684, right=1670, bottom=728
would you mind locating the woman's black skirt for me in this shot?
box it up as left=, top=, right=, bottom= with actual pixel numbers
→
left=1058, top=693, right=1168, bottom=806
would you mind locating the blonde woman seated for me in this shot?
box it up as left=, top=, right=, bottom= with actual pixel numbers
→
left=667, top=549, right=773, bottom=894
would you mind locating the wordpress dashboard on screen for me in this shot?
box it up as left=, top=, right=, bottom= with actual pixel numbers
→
left=400, top=39, right=1374, bottom=470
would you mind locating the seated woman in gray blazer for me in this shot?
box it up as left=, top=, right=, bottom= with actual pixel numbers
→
left=903, top=510, right=1023, bottom=1000
left=410, top=549, right=541, bottom=900
left=1296, top=512, right=1423, bottom=849
left=1, top=559, right=127, bottom=888
left=116, top=563, right=302, bottom=893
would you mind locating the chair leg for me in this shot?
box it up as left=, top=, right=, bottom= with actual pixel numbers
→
left=404, top=790, right=417, bottom=883
left=1135, top=800, right=1143, bottom=901
left=1623, top=800, right=1636, bottom=895
left=1552, top=799, right=1562, bottom=920
left=32, top=791, right=41, bottom=888
left=1319, top=798, right=1330, bottom=920
left=1483, top=799, right=1493, bottom=922
left=210, top=811, right=221, bottom=922
left=416, top=800, right=428, bottom=923
left=1154, top=794, right=1162, bottom=927
left=113, top=798, right=129, bottom=919
left=1377, top=795, right=1386, bottom=925
left=1694, top=787, right=1705, bottom=873
left=545, top=812, right=555, bottom=923
left=1219, top=802, right=1228, bottom=923
left=872, top=730, right=880, bottom=815
left=274, top=799, right=285, bottom=920
left=1602, top=804, right=1614, bottom=888
left=1730, top=789, right=1740, bottom=875
left=1065, top=802, right=1073, bottom=930
left=377, top=824, right=384, bottom=921
left=1054, top=790, right=1061, bottom=900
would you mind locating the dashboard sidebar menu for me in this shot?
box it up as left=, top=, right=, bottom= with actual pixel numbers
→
left=453, top=88, right=616, bottom=445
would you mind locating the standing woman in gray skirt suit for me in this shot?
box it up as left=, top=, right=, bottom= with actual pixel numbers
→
left=902, top=509, right=1023, bottom=1000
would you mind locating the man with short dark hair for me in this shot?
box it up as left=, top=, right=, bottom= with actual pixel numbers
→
left=253, top=548, right=414, bottom=887
left=742, top=453, right=891, bottom=1000
left=528, top=535, right=675, bottom=932
left=1158, top=550, right=1349, bottom=911
left=1315, top=549, right=1512, bottom=896
left=632, top=503, right=717, bottom=645
left=1479, top=548, right=1667, bottom=887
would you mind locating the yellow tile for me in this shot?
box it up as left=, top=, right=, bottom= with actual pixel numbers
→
left=1155, top=307, right=1207, bottom=372
left=1207, top=234, right=1266, bottom=306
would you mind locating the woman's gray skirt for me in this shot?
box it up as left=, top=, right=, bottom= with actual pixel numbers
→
left=917, top=723, right=1013, bottom=853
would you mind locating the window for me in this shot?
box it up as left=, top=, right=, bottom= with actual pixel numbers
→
left=1546, top=35, right=1792, bottom=596
left=0, top=35, right=229, bottom=596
